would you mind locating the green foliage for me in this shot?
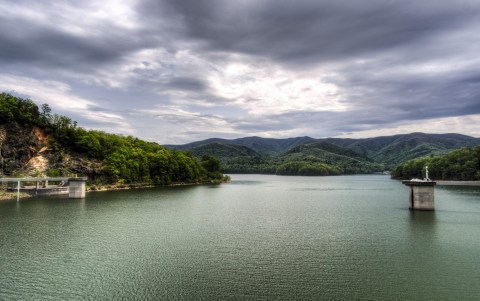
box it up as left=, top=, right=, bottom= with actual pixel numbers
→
left=201, top=155, right=224, bottom=180
left=188, top=140, right=382, bottom=175
left=84, top=135, right=211, bottom=184
left=47, top=169, right=61, bottom=177
left=0, top=93, right=41, bottom=126
left=172, top=132, right=480, bottom=175
left=1, top=93, right=226, bottom=185
left=169, top=136, right=315, bottom=156
left=274, top=141, right=381, bottom=175
left=33, top=169, right=42, bottom=177
left=201, top=155, right=220, bottom=172
left=276, top=162, right=341, bottom=176
left=327, top=133, right=480, bottom=168
left=40, top=103, right=51, bottom=122
left=391, top=146, right=480, bottom=180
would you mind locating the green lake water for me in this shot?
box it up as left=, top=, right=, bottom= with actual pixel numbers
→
left=1, top=175, right=480, bottom=300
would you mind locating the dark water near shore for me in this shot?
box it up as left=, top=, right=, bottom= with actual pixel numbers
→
left=1, top=175, right=480, bottom=300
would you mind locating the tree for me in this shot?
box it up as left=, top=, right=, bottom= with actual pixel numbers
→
left=40, top=103, right=51, bottom=120
left=391, top=146, right=480, bottom=180
left=201, top=155, right=221, bottom=173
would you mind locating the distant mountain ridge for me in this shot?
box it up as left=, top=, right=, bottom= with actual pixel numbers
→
left=285, top=141, right=374, bottom=162
left=188, top=142, right=261, bottom=159
left=325, top=132, right=480, bottom=167
left=165, top=133, right=480, bottom=173
left=165, top=136, right=315, bottom=156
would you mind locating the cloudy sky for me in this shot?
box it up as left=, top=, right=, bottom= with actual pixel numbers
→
left=1, top=0, right=480, bottom=144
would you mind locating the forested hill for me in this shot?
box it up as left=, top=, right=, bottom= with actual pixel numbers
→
left=274, top=141, right=382, bottom=175
left=168, top=133, right=480, bottom=174
left=0, top=93, right=227, bottom=185
left=166, top=136, right=315, bottom=156
left=181, top=140, right=382, bottom=175
left=325, top=132, right=480, bottom=167
left=391, top=146, right=480, bottom=181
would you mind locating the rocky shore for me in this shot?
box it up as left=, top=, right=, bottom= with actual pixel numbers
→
left=0, top=190, right=32, bottom=201
left=1, top=177, right=231, bottom=201
left=87, top=178, right=230, bottom=192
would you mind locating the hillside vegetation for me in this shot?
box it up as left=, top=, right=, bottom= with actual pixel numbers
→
left=326, top=133, right=479, bottom=167
left=187, top=142, right=270, bottom=174
left=0, top=93, right=227, bottom=185
left=169, top=133, right=480, bottom=175
left=391, top=146, right=480, bottom=181
left=167, top=136, right=315, bottom=156
left=274, top=141, right=381, bottom=175
left=186, top=140, right=382, bottom=175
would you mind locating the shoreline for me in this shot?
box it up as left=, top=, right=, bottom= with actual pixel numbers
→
left=0, top=191, right=33, bottom=201
left=435, top=180, right=480, bottom=186
left=87, top=179, right=230, bottom=193
left=0, top=180, right=229, bottom=201
left=3, top=178, right=478, bottom=201
left=89, top=180, right=230, bottom=192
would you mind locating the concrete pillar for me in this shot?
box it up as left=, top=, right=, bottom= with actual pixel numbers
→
left=68, top=177, right=87, bottom=198
left=402, top=181, right=436, bottom=211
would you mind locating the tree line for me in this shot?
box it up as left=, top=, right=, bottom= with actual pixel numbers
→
left=0, top=93, right=226, bottom=184
left=391, top=146, right=480, bottom=180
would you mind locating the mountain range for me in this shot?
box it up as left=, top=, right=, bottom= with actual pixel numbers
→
left=165, top=133, right=480, bottom=174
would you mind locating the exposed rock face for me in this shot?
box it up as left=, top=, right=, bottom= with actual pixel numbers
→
left=25, top=154, right=49, bottom=176
left=0, top=124, right=46, bottom=176
left=0, top=123, right=106, bottom=180
left=55, top=152, right=105, bottom=180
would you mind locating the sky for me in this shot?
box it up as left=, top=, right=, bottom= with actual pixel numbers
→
left=1, top=0, right=480, bottom=144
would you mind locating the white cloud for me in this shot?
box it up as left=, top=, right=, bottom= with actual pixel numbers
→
left=219, top=65, right=343, bottom=115
left=0, top=74, right=92, bottom=110
left=0, top=0, right=140, bottom=36
left=132, top=105, right=238, bottom=144
left=0, top=74, right=133, bottom=134
left=87, top=47, right=347, bottom=118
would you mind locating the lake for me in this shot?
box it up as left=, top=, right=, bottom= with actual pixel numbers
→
left=1, top=175, right=480, bottom=300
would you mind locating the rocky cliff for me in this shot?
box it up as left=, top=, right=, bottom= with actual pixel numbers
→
left=0, top=124, right=46, bottom=176
left=0, top=124, right=103, bottom=179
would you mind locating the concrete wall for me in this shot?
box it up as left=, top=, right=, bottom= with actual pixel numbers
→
left=68, top=178, right=86, bottom=198
left=409, top=185, right=435, bottom=211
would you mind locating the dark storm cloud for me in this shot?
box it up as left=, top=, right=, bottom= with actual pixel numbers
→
left=230, top=110, right=377, bottom=137
left=0, top=28, right=124, bottom=68
left=0, top=2, right=158, bottom=72
left=136, top=0, right=480, bottom=138
left=1, top=0, right=480, bottom=143
left=167, top=77, right=208, bottom=91
left=3, top=0, right=479, bottom=78
left=153, top=0, right=478, bottom=65
left=333, top=58, right=480, bottom=122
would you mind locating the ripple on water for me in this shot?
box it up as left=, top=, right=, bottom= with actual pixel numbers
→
left=1, top=175, right=480, bottom=300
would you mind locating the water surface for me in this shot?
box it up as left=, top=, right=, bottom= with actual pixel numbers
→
left=1, top=175, right=479, bottom=300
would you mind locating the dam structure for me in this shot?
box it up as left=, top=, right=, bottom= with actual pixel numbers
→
left=402, top=166, right=436, bottom=211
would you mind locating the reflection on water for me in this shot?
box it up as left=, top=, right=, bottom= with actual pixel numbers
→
left=408, top=210, right=437, bottom=242
left=409, top=210, right=436, bottom=226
